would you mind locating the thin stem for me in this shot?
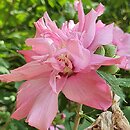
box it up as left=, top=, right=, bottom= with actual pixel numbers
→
left=73, top=104, right=83, bottom=130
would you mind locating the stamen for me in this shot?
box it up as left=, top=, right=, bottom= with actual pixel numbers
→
left=58, top=54, right=74, bottom=76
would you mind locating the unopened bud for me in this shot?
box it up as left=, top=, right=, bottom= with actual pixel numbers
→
left=95, top=46, right=105, bottom=56
left=103, top=44, right=117, bottom=57
left=99, top=65, right=120, bottom=74
left=53, top=113, right=66, bottom=125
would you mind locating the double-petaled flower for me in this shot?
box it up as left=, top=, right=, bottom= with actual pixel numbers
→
left=0, top=1, right=124, bottom=130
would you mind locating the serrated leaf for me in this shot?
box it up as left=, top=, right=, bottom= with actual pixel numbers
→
left=97, top=71, right=125, bottom=101
left=115, top=78, right=130, bottom=87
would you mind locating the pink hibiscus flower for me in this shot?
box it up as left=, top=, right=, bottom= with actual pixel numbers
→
left=0, top=1, right=124, bottom=130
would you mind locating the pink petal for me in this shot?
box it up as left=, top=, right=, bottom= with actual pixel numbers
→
left=25, top=38, right=52, bottom=55
left=90, top=54, right=124, bottom=69
left=0, top=61, right=52, bottom=82
left=43, top=12, right=58, bottom=31
left=88, top=23, right=114, bottom=52
left=49, top=70, right=57, bottom=93
left=118, top=56, right=130, bottom=70
left=31, top=54, right=49, bottom=61
left=96, top=20, right=105, bottom=29
left=62, top=70, right=112, bottom=110
left=49, top=126, right=59, bottom=130
left=44, top=12, right=67, bottom=41
left=95, top=3, right=105, bottom=16
left=77, top=0, right=85, bottom=31
left=46, top=57, right=62, bottom=71
left=35, top=16, right=63, bottom=45
left=18, top=50, right=38, bottom=62
left=68, top=20, right=75, bottom=30
left=122, top=33, right=130, bottom=45
left=125, top=57, right=130, bottom=69
left=56, top=76, right=67, bottom=94
left=118, top=34, right=130, bottom=55
left=34, top=17, right=47, bottom=37
left=49, top=70, right=67, bottom=93
left=66, top=40, right=90, bottom=71
left=81, top=9, right=98, bottom=48
left=11, top=74, right=50, bottom=119
left=26, top=86, right=58, bottom=130
left=113, top=27, right=130, bottom=69
left=113, top=26, right=124, bottom=45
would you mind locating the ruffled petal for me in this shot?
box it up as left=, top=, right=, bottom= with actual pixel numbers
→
left=90, top=54, right=124, bottom=69
left=25, top=38, right=52, bottom=55
left=11, top=74, right=50, bottom=119
left=81, top=9, right=98, bottom=48
left=117, top=34, right=130, bottom=56
left=43, top=12, right=59, bottom=32
left=113, top=26, right=124, bottom=45
left=18, top=50, right=38, bottom=62
left=62, top=70, right=112, bottom=110
left=88, top=24, right=114, bottom=52
left=0, top=61, right=52, bottom=82
left=96, top=20, right=105, bottom=29
left=77, top=0, right=85, bottom=31
left=26, top=86, right=58, bottom=130
left=66, top=40, right=90, bottom=71
left=34, top=17, right=47, bottom=37
left=49, top=70, right=67, bottom=93
left=95, top=3, right=105, bottom=16
left=44, top=12, right=67, bottom=41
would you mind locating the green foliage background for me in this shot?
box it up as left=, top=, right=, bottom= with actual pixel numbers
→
left=0, top=0, right=130, bottom=129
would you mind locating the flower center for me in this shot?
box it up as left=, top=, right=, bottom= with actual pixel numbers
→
left=58, top=54, right=74, bottom=76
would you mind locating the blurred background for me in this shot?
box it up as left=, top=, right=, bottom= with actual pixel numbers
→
left=0, top=0, right=130, bottom=129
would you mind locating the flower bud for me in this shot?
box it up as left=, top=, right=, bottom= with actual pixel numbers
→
left=95, top=46, right=105, bottom=56
left=53, top=113, right=66, bottom=125
left=103, top=44, right=117, bottom=57
left=99, top=65, right=120, bottom=74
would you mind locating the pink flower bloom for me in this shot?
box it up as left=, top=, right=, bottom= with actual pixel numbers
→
left=0, top=1, right=124, bottom=130
left=113, top=26, right=130, bottom=69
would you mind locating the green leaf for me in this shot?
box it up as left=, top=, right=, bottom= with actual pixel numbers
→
left=58, top=0, right=66, bottom=6
left=115, top=78, right=130, bottom=87
left=10, top=120, right=28, bottom=130
left=79, top=119, right=92, bottom=130
left=80, top=114, right=95, bottom=123
left=0, top=58, right=9, bottom=68
left=0, top=66, right=9, bottom=74
left=97, top=71, right=125, bottom=101
left=123, top=106, right=130, bottom=122
left=63, top=110, right=75, bottom=130
left=48, top=0, right=56, bottom=8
